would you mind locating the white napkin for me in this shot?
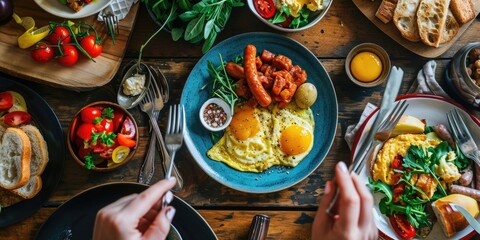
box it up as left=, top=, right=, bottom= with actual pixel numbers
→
left=344, top=60, right=451, bottom=149
left=97, top=0, right=138, bottom=22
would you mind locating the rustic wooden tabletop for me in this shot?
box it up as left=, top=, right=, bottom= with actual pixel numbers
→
left=1, top=0, right=480, bottom=239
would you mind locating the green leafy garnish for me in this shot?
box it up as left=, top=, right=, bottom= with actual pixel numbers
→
left=84, top=154, right=96, bottom=170
left=269, top=5, right=310, bottom=29
left=206, top=54, right=238, bottom=112
left=101, top=107, right=114, bottom=119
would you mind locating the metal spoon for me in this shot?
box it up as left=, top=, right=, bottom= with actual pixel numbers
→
left=117, top=61, right=152, bottom=109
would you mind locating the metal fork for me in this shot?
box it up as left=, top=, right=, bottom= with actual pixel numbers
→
left=447, top=108, right=480, bottom=165
left=327, top=100, right=409, bottom=215
left=162, top=104, right=185, bottom=208
left=101, top=5, right=119, bottom=44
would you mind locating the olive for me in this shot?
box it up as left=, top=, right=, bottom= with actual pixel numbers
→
left=0, top=0, right=13, bottom=26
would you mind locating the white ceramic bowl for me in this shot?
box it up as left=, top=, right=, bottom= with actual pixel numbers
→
left=199, top=98, right=232, bottom=132
left=247, top=0, right=333, bottom=32
left=34, top=0, right=110, bottom=19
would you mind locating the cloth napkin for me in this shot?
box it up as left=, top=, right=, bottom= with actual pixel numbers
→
left=97, top=0, right=138, bottom=22
left=344, top=60, right=450, bottom=149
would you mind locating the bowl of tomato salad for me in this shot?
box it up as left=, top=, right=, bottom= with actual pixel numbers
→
left=67, top=101, right=139, bottom=171
left=248, top=0, right=332, bottom=32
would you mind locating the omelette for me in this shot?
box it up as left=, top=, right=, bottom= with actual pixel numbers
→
left=207, top=102, right=314, bottom=172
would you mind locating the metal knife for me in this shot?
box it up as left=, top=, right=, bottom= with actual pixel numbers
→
left=350, top=66, right=404, bottom=174
left=450, top=203, right=480, bottom=234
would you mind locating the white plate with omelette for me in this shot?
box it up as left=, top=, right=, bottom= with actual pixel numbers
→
left=353, top=94, right=480, bottom=239
left=181, top=32, right=338, bottom=193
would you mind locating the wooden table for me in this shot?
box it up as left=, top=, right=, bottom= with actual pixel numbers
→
left=1, top=1, right=480, bottom=239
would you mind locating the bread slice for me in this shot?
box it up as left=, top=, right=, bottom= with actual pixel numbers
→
left=20, top=125, right=48, bottom=176
left=393, top=0, right=422, bottom=42
left=432, top=194, right=480, bottom=237
left=0, top=124, right=5, bottom=139
left=376, top=0, right=398, bottom=23
left=0, top=128, right=31, bottom=190
left=12, top=175, right=42, bottom=199
left=450, top=0, right=475, bottom=25
left=440, top=9, right=460, bottom=44
left=416, top=0, right=450, bottom=47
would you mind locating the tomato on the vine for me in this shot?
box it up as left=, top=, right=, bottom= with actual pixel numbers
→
left=0, top=91, right=13, bottom=111
left=58, top=45, right=78, bottom=67
left=253, top=0, right=276, bottom=19
left=3, top=111, right=31, bottom=126
left=80, top=35, right=102, bottom=58
left=31, top=43, right=54, bottom=63
left=48, top=26, right=71, bottom=44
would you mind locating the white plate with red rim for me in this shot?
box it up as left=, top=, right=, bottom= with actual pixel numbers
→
left=34, top=0, right=111, bottom=19
left=352, top=94, right=480, bottom=240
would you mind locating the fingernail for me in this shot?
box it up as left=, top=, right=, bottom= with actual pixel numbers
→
left=165, top=191, right=173, bottom=204
left=166, top=208, right=176, bottom=221
left=324, top=181, right=332, bottom=194
left=338, top=161, right=348, bottom=173
left=168, top=176, right=176, bottom=182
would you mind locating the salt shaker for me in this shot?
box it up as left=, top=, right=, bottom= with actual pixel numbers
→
left=247, top=214, right=270, bottom=240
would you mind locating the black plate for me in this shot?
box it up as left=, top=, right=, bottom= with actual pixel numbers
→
left=0, top=77, right=65, bottom=227
left=34, top=182, right=218, bottom=240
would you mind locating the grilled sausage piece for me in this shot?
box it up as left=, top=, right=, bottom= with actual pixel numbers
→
left=449, top=184, right=480, bottom=201
left=458, top=168, right=473, bottom=186
left=244, top=44, right=272, bottom=107
left=433, top=124, right=455, bottom=149
left=225, top=62, right=245, bottom=80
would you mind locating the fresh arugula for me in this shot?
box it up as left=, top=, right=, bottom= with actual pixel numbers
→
left=143, top=0, right=244, bottom=53
left=203, top=54, right=239, bottom=112
left=269, top=5, right=310, bottom=29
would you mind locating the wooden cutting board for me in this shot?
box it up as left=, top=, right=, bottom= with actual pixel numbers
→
left=352, top=0, right=480, bottom=58
left=0, top=0, right=139, bottom=91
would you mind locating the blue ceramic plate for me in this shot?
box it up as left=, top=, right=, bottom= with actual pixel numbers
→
left=181, top=32, right=338, bottom=193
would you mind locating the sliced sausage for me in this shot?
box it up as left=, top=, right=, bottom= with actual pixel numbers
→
left=261, top=49, right=275, bottom=62
left=458, top=168, right=473, bottom=186
left=225, top=62, right=244, bottom=80
left=449, top=184, right=480, bottom=201
left=433, top=124, right=455, bottom=149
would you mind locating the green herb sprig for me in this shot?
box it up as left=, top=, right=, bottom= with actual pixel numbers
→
left=143, top=0, right=243, bottom=53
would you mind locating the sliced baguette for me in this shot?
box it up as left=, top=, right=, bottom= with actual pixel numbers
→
left=20, top=125, right=48, bottom=176
left=393, top=0, right=422, bottom=42
left=450, top=0, right=475, bottom=25
left=376, top=0, right=398, bottom=23
left=440, top=9, right=460, bottom=44
left=0, top=128, right=31, bottom=190
left=416, top=0, right=450, bottom=47
left=12, top=175, right=42, bottom=199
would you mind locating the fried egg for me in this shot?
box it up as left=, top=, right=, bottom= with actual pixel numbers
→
left=207, top=102, right=314, bottom=172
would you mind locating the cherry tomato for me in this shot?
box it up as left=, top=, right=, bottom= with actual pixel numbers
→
left=95, top=118, right=113, bottom=133
left=277, top=15, right=293, bottom=28
left=389, top=213, right=416, bottom=240
left=253, top=0, right=276, bottom=19
left=112, top=146, right=130, bottom=163
left=80, top=35, right=102, bottom=58
left=80, top=107, right=102, bottom=123
left=117, top=133, right=136, bottom=148
left=58, top=45, right=78, bottom=67
left=0, top=91, right=13, bottom=111
left=31, top=43, right=54, bottom=63
left=120, top=117, right=136, bottom=139
left=3, top=111, right=31, bottom=126
left=48, top=26, right=71, bottom=44
left=112, top=108, right=125, bottom=133
left=76, top=123, right=96, bottom=140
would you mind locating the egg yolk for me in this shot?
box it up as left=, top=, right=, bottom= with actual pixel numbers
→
left=280, top=125, right=312, bottom=155
left=230, top=105, right=260, bottom=141
left=350, top=51, right=382, bottom=83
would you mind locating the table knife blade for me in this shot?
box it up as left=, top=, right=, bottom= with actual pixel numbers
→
left=350, top=66, right=403, bottom=173
left=451, top=203, right=480, bottom=234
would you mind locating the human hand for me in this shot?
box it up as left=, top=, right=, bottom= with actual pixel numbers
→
left=93, top=177, right=177, bottom=240
left=312, top=161, right=378, bottom=240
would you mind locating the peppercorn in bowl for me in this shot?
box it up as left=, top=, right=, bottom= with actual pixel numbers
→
left=199, top=98, right=232, bottom=132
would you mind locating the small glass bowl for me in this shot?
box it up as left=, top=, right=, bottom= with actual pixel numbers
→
left=199, top=98, right=232, bottom=132
left=345, top=43, right=391, bottom=87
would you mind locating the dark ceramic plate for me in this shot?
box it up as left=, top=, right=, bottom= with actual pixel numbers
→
left=181, top=32, right=338, bottom=193
left=0, top=77, right=65, bottom=227
left=34, top=182, right=217, bottom=240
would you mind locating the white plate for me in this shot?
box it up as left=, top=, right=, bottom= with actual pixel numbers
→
left=34, top=0, right=110, bottom=19
left=353, top=94, right=480, bottom=240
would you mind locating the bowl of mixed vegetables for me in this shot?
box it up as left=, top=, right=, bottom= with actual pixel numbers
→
left=247, top=0, right=332, bottom=32
left=67, top=101, right=138, bottom=171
